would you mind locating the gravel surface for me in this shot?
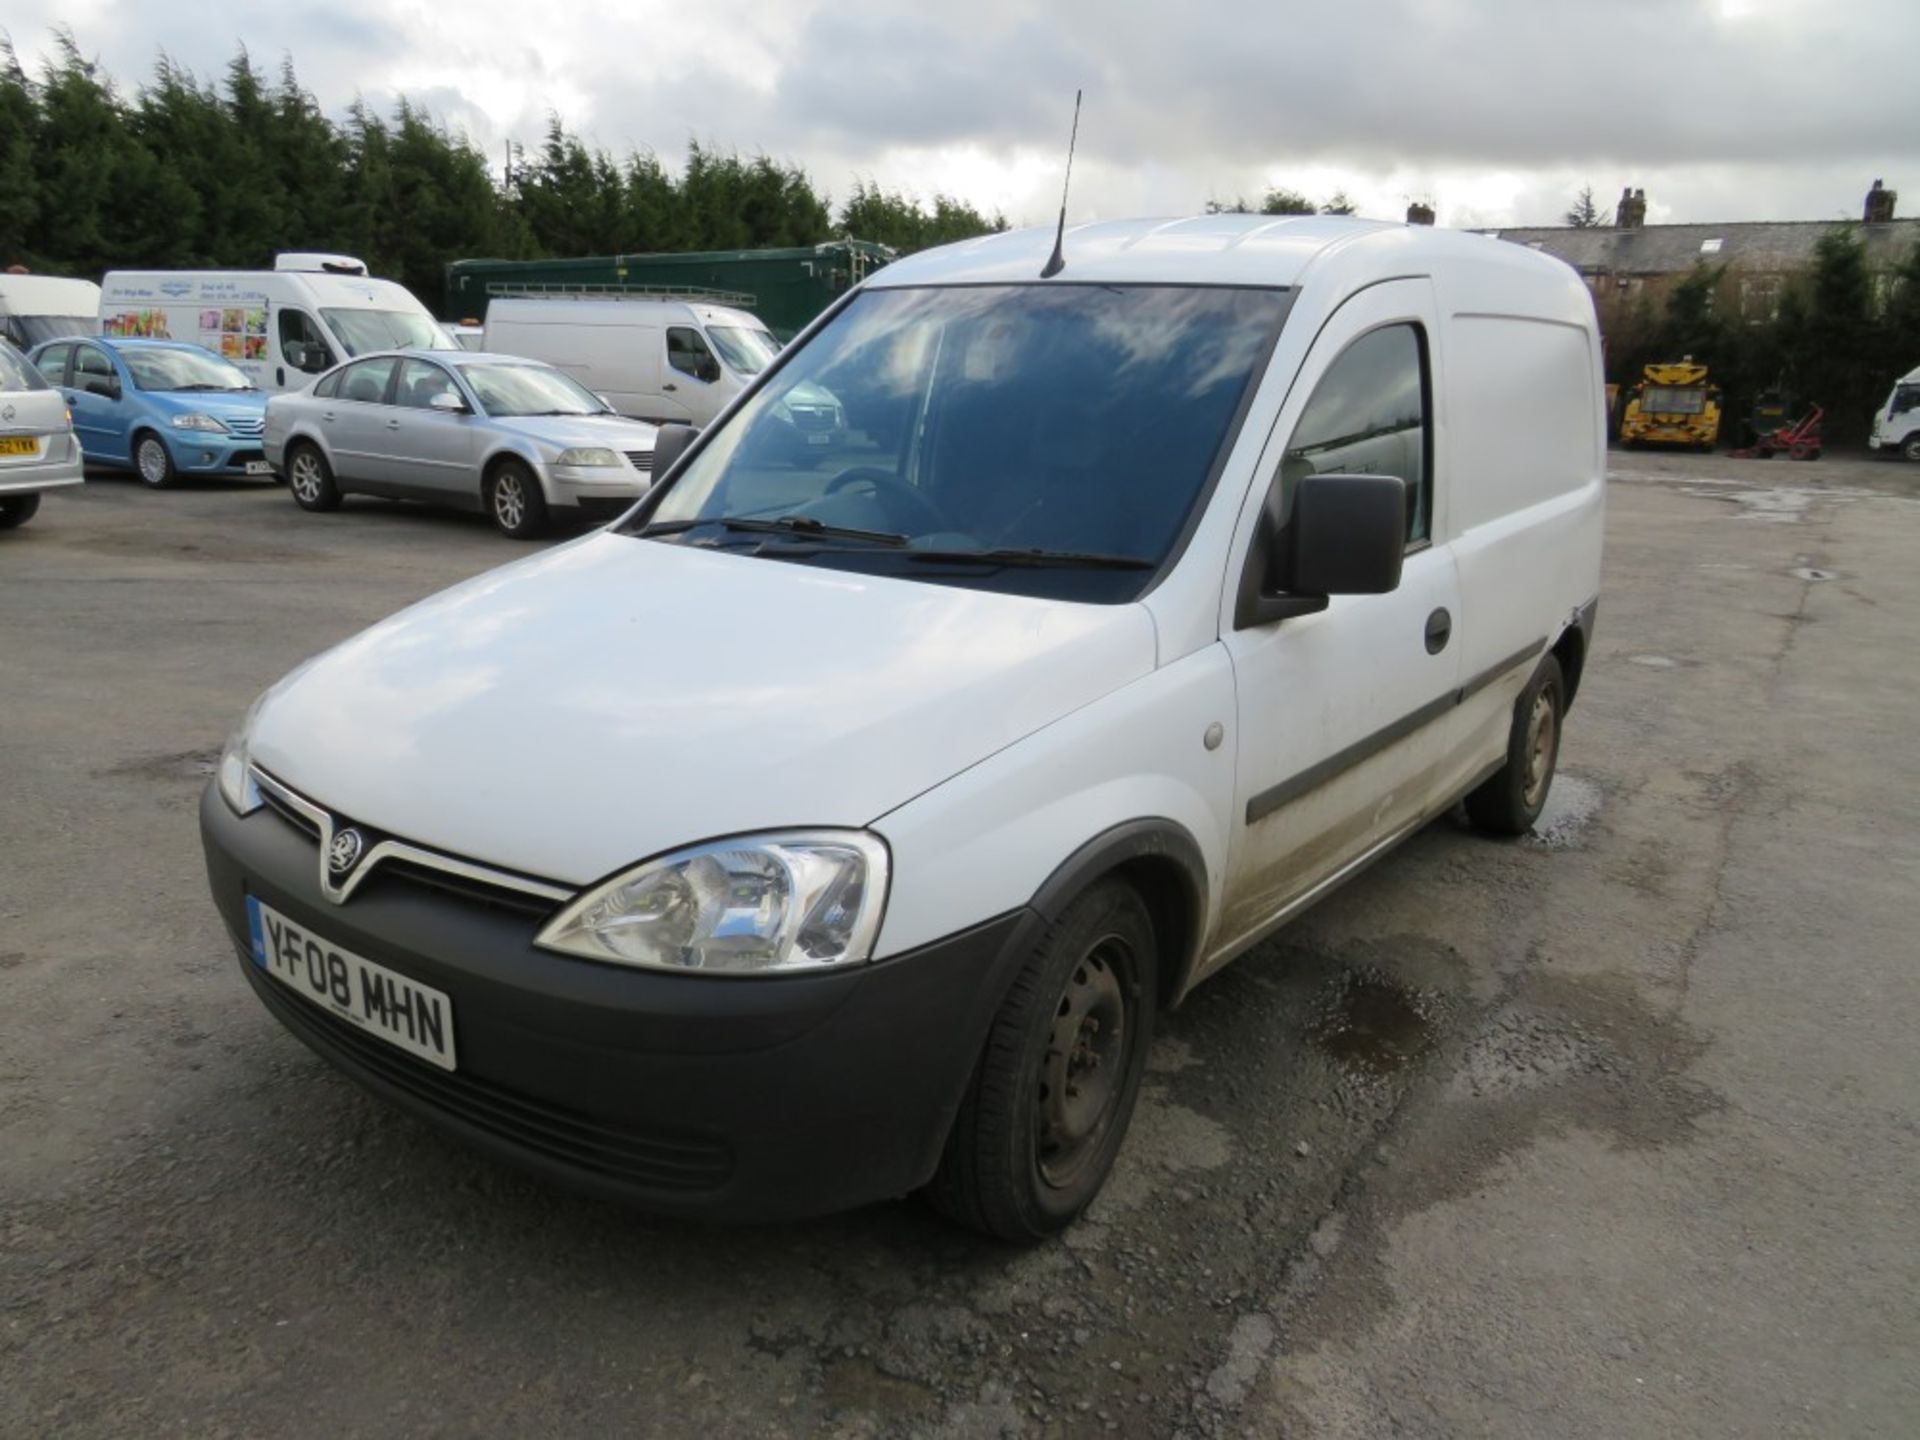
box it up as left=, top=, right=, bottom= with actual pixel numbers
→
left=3, top=451, right=1917, bottom=1437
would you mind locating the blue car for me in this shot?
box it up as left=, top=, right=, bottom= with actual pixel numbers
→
left=27, top=337, right=271, bottom=488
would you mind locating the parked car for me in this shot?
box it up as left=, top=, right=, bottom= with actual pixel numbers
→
left=28, top=337, right=270, bottom=487
left=100, top=253, right=451, bottom=395
left=0, top=339, right=83, bottom=528
left=481, top=296, right=845, bottom=455
left=265, top=349, right=660, bottom=538
left=1867, top=364, right=1920, bottom=461
left=201, top=216, right=1604, bottom=1239
left=0, top=271, right=102, bottom=351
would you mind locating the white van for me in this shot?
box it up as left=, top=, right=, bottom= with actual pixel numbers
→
left=200, top=216, right=1603, bottom=1240
left=100, top=253, right=450, bottom=394
left=482, top=296, right=841, bottom=440
left=1868, top=365, right=1920, bottom=461
left=0, top=273, right=102, bottom=351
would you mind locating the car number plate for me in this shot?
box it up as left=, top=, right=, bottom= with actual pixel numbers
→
left=806, top=432, right=831, bottom=445
left=245, top=460, right=274, bottom=476
left=0, top=436, right=40, bottom=456
left=246, top=896, right=456, bottom=1071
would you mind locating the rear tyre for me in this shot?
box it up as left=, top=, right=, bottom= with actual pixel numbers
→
left=1465, top=653, right=1565, bottom=837
left=0, top=492, right=42, bottom=529
left=133, top=432, right=177, bottom=489
left=486, top=459, right=548, bottom=539
left=286, top=443, right=342, bottom=512
left=927, top=878, right=1157, bottom=1242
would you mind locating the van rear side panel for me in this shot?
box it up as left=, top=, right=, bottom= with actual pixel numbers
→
left=484, top=308, right=667, bottom=421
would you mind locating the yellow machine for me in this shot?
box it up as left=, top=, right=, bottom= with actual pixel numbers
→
left=1619, top=359, right=1722, bottom=450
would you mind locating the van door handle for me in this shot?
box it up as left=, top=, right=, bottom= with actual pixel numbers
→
left=386, top=419, right=401, bottom=430
left=661, top=382, right=677, bottom=392
left=276, top=366, right=286, bottom=387
left=1424, top=608, right=1452, bottom=655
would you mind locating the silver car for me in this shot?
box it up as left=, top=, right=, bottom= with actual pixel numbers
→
left=0, top=342, right=83, bottom=530
left=265, top=349, right=661, bottom=539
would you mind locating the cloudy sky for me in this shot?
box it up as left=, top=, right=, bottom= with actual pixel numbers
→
left=7, top=0, right=1919, bottom=232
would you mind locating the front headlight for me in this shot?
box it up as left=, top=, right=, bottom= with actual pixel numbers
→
left=536, top=830, right=890, bottom=975
left=171, top=412, right=229, bottom=433
left=554, top=446, right=621, bottom=467
left=216, top=692, right=267, bottom=816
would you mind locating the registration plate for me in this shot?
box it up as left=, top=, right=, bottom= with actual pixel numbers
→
left=806, top=432, right=831, bottom=445
left=246, top=896, right=456, bottom=1071
left=0, top=436, right=39, bottom=456
left=244, top=460, right=274, bottom=476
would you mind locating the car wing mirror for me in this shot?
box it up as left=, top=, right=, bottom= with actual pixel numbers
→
left=1235, top=473, right=1406, bottom=629
left=649, top=422, right=700, bottom=481
left=428, top=391, right=468, bottom=413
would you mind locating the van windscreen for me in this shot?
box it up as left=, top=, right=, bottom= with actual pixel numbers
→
left=707, top=324, right=780, bottom=376
left=320, top=308, right=451, bottom=356
left=625, top=283, right=1292, bottom=602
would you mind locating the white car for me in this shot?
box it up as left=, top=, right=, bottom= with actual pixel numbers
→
left=201, top=216, right=1604, bottom=1239
left=265, top=349, right=660, bottom=538
left=0, top=341, right=84, bottom=528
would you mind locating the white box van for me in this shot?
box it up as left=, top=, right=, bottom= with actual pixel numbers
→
left=482, top=295, right=842, bottom=442
left=0, top=272, right=102, bottom=350
left=200, top=216, right=1603, bottom=1240
left=1868, top=365, right=1920, bottom=461
left=99, top=254, right=450, bottom=394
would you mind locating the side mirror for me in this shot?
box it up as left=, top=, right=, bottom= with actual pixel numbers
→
left=428, top=391, right=467, bottom=413
left=649, top=422, right=700, bottom=480
left=1236, top=474, right=1406, bottom=628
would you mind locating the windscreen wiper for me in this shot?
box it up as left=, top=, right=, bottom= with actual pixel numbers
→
left=902, top=546, right=1154, bottom=570
left=639, top=515, right=909, bottom=546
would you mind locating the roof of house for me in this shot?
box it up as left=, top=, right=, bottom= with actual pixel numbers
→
left=1483, top=219, right=1920, bottom=276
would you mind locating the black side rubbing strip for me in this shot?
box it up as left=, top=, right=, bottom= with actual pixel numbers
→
left=1244, top=637, right=1546, bottom=826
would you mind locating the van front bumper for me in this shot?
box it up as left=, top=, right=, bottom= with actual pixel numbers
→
left=199, top=786, right=1026, bottom=1221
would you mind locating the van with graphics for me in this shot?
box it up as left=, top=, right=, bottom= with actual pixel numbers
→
left=100, top=254, right=450, bottom=395
left=201, top=216, right=1604, bottom=1240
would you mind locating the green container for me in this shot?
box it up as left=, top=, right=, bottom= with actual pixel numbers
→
left=443, top=241, right=895, bottom=340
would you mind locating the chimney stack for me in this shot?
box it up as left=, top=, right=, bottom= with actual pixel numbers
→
left=1864, top=179, right=1897, bottom=223
left=1615, top=187, right=1647, bottom=229
left=1406, top=200, right=1435, bottom=226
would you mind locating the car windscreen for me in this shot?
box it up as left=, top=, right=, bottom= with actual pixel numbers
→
left=10, top=315, right=100, bottom=347
left=707, top=324, right=780, bottom=376
left=462, top=363, right=608, bottom=418
left=124, top=347, right=255, bottom=392
left=320, top=308, right=453, bottom=357
left=0, top=342, right=50, bottom=391
left=623, top=283, right=1292, bottom=602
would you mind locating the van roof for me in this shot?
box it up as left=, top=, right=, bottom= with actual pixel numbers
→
left=100, top=270, right=425, bottom=311
left=485, top=297, right=764, bottom=328
left=870, top=214, right=1574, bottom=291
left=0, top=274, right=102, bottom=315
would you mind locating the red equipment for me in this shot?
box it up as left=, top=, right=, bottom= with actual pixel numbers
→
left=1729, top=404, right=1824, bottom=461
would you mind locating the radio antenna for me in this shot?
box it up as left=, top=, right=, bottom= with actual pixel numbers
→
left=1040, top=89, right=1082, bottom=279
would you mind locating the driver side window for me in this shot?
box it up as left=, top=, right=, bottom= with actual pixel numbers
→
left=667, top=327, right=719, bottom=383
left=1282, top=324, right=1431, bottom=547
left=278, top=308, right=335, bottom=375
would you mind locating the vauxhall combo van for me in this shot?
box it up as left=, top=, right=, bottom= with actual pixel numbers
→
left=200, top=216, right=1603, bottom=1240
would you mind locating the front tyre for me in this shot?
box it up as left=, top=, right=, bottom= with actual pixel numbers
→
left=0, top=492, right=42, bottom=528
left=286, top=443, right=341, bottom=512
left=486, top=459, right=548, bottom=539
left=1465, top=653, right=1565, bottom=836
left=928, top=878, right=1157, bottom=1242
left=133, top=432, right=177, bottom=489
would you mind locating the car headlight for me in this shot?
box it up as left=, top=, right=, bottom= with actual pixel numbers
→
left=171, top=412, right=229, bottom=433
left=215, top=692, right=268, bottom=816
left=536, top=830, right=890, bottom=975
left=554, top=446, right=621, bottom=467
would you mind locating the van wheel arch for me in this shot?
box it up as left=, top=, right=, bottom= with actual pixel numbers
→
left=1552, top=623, right=1587, bottom=709
left=1026, top=819, right=1209, bottom=1013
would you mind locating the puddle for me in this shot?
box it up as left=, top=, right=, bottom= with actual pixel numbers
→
left=1627, top=654, right=1678, bottom=668
left=1307, top=972, right=1435, bottom=1078
left=1530, top=772, right=1602, bottom=849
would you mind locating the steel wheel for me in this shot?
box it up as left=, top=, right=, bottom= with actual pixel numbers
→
left=1903, top=435, right=1920, bottom=464
left=1036, top=938, right=1131, bottom=1191
left=1522, top=686, right=1558, bottom=811
left=135, top=434, right=175, bottom=488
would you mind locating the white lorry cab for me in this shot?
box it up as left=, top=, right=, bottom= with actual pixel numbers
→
left=1868, top=365, right=1920, bottom=461
left=99, top=253, right=450, bottom=394
left=482, top=295, right=840, bottom=439
left=0, top=272, right=102, bottom=351
left=200, top=216, right=1604, bottom=1240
